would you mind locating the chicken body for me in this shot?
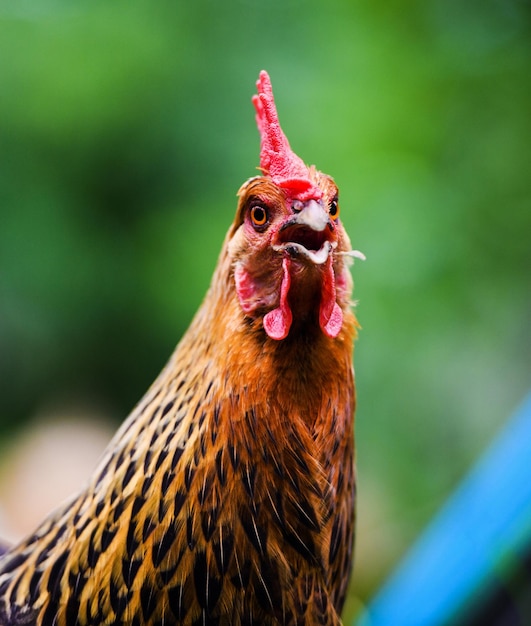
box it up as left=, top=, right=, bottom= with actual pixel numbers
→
left=0, top=72, right=359, bottom=626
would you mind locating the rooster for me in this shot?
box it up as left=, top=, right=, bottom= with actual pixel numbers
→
left=0, top=71, right=363, bottom=626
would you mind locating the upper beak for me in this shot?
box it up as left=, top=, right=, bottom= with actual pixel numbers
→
left=291, top=199, right=330, bottom=232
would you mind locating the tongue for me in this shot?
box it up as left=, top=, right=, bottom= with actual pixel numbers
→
left=263, top=257, right=293, bottom=340
left=319, top=256, right=343, bottom=338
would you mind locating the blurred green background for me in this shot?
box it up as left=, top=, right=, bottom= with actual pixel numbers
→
left=0, top=0, right=530, bottom=620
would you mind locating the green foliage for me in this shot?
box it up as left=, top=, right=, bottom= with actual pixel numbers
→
left=0, top=0, right=530, bottom=612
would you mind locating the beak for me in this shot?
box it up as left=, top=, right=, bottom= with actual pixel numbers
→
left=291, top=199, right=330, bottom=232
left=273, top=199, right=336, bottom=265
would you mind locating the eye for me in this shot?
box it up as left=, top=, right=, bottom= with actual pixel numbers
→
left=329, top=196, right=339, bottom=220
left=250, top=204, right=269, bottom=228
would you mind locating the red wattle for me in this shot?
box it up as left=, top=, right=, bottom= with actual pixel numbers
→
left=263, top=257, right=292, bottom=340
left=319, top=257, right=343, bottom=338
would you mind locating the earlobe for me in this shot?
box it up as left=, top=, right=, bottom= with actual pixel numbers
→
left=234, top=263, right=258, bottom=315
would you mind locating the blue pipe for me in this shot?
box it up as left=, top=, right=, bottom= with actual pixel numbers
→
left=356, top=392, right=531, bottom=626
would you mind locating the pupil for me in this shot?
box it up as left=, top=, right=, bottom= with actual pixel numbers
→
left=254, top=207, right=265, bottom=222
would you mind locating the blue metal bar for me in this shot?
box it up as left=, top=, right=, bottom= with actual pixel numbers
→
left=356, top=391, right=531, bottom=626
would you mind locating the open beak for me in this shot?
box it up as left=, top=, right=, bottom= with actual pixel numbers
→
left=273, top=200, right=336, bottom=265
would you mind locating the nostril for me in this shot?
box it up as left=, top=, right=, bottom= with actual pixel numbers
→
left=291, top=201, right=303, bottom=213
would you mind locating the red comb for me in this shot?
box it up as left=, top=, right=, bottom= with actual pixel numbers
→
left=252, top=71, right=322, bottom=202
